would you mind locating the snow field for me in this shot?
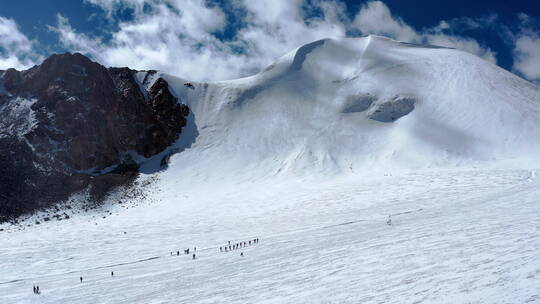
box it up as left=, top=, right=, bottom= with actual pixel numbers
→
left=1, top=169, right=539, bottom=303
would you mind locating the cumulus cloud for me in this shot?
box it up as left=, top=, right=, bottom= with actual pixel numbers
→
left=352, top=1, right=418, bottom=42
left=51, top=0, right=350, bottom=80
left=425, top=33, right=497, bottom=63
left=0, top=17, right=40, bottom=70
left=352, top=1, right=497, bottom=63
left=48, top=0, right=498, bottom=80
left=513, top=35, right=540, bottom=81
left=511, top=14, right=540, bottom=82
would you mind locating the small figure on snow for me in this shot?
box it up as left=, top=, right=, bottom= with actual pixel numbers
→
left=111, top=271, right=114, bottom=277
left=386, top=215, right=392, bottom=226
left=80, top=276, right=83, bottom=283
left=192, top=253, right=196, bottom=260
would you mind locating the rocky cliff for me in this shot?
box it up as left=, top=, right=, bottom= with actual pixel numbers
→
left=0, top=53, right=190, bottom=222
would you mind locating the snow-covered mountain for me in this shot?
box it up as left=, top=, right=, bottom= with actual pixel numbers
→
left=2, top=35, right=540, bottom=304
left=2, top=35, right=540, bottom=220
left=149, top=35, right=540, bottom=184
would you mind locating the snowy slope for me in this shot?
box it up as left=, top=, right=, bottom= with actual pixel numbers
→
left=1, top=170, right=539, bottom=303
left=150, top=35, right=540, bottom=185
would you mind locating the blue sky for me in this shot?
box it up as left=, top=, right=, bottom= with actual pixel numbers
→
left=0, top=0, right=539, bottom=82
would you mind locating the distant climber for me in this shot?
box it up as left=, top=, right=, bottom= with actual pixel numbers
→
left=111, top=271, right=114, bottom=277
left=220, top=246, right=222, bottom=252
left=184, top=82, right=194, bottom=89
left=387, top=215, right=392, bottom=226
left=192, top=253, right=196, bottom=260
left=240, top=252, right=244, bottom=257
left=80, top=276, right=83, bottom=283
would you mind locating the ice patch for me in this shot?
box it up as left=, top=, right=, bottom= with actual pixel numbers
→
left=134, top=70, right=160, bottom=98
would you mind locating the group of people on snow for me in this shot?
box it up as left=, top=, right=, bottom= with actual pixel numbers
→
left=33, top=272, right=116, bottom=295
left=220, top=238, right=259, bottom=253
left=29, top=216, right=396, bottom=295
left=171, top=246, right=198, bottom=259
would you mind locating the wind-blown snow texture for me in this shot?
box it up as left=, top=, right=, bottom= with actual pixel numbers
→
left=1, top=36, right=540, bottom=303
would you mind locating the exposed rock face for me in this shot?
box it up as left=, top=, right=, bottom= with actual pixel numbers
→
left=367, top=96, right=415, bottom=123
left=0, top=53, right=190, bottom=222
left=340, top=94, right=377, bottom=113
left=340, top=93, right=415, bottom=122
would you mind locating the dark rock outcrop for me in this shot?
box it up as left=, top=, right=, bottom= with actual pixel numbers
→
left=339, top=93, right=415, bottom=122
left=341, top=94, right=377, bottom=113
left=0, top=53, right=190, bottom=222
left=367, top=96, right=415, bottom=122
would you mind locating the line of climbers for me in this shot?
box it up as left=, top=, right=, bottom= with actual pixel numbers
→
left=220, top=238, right=259, bottom=253
left=30, top=215, right=395, bottom=295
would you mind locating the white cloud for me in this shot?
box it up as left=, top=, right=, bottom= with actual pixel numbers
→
left=424, top=34, right=497, bottom=63
left=48, top=0, right=498, bottom=80
left=0, top=17, right=40, bottom=70
left=54, top=0, right=349, bottom=80
left=351, top=1, right=497, bottom=64
left=513, top=34, right=540, bottom=82
left=510, top=14, right=540, bottom=82
left=352, top=1, right=418, bottom=42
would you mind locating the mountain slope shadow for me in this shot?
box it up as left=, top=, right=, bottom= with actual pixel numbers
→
left=138, top=111, right=199, bottom=174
